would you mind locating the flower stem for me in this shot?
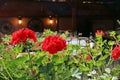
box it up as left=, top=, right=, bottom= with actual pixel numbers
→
left=1, top=59, right=13, bottom=80
left=27, top=50, right=33, bottom=75
left=106, top=57, right=113, bottom=67
left=0, top=72, right=8, bottom=80
left=97, top=66, right=102, bottom=75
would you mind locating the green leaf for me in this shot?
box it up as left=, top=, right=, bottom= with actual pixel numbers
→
left=72, top=57, right=79, bottom=64
left=5, top=55, right=28, bottom=68
left=46, top=62, right=54, bottom=71
left=0, top=59, right=2, bottom=66
left=95, top=60, right=105, bottom=67
left=60, top=70, right=71, bottom=79
left=103, top=49, right=110, bottom=53
left=109, top=31, right=116, bottom=37
left=98, top=55, right=109, bottom=61
left=79, top=64, right=90, bottom=72
left=111, top=68, right=119, bottom=76
left=86, top=60, right=93, bottom=64
left=108, top=41, right=115, bottom=46
left=39, top=63, right=53, bottom=74
left=61, top=33, right=66, bottom=39
left=52, top=55, right=65, bottom=64
left=35, top=55, right=46, bottom=64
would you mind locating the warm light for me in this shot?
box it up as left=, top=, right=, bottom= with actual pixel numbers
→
left=18, top=20, right=22, bottom=24
left=49, top=16, right=53, bottom=25
left=50, top=20, right=53, bottom=24
left=18, top=16, right=22, bottom=25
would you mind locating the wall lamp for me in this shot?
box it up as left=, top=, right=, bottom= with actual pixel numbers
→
left=18, top=16, right=22, bottom=25
left=49, top=16, right=53, bottom=25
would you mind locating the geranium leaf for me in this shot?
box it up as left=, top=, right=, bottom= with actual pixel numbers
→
left=79, top=64, right=90, bottom=72
left=109, top=31, right=116, bottom=37
left=95, top=60, right=105, bottom=67
left=35, top=55, right=46, bottom=64
left=61, top=70, right=71, bottom=79
left=108, top=41, right=115, bottom=46
left=98, top=54, right=109, bottom=61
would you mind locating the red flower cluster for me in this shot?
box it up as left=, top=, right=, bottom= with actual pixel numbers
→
left=95, top=30, right=105, bottom=37
left=85, top=54, right=91, bottom=61
left=10, top=28, right=37, bottom=45
left=42, top=35, right=67, bottom=54
left=32, top=69, right=36, bottom=75
left=111, top=46, right=120, bottom=61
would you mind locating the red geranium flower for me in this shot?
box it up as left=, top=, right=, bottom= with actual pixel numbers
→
left=95, top=30, right=105, bottom=37
left=35, top=42, right=40, bottom=47
left=111, top=46, right=120, bottom=61
left=42, top=35, right=67, bottom=54
left=10, top=28, right=37, bottom=45
left=32, top=69, right=36, bottom=75
left=85, top=54, right=91, bottom=61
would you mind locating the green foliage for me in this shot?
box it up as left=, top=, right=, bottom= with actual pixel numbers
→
left=109, top=31, right=116, bottom=37
left=2, top=34, right=12, bottom=42
left=0, top=29, right=119, bottom=80
left=42, top=29, right=57, bottom=37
